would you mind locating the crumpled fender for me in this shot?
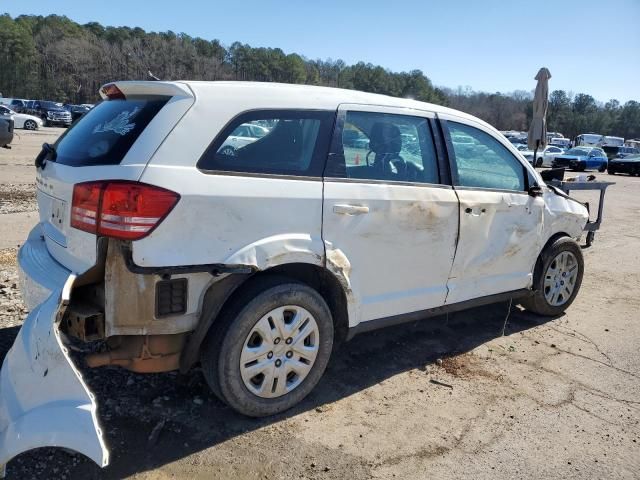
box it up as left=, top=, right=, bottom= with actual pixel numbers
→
left=0, top=227, right=108, bottom=471
left=541, top=189, right=589, bottom=242
left=222, top=233, right=324, bottom=270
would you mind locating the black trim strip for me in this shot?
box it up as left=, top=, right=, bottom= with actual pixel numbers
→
left=122, top=244, right=256, bottom=276
left=346, top=288, right=531, bottom=340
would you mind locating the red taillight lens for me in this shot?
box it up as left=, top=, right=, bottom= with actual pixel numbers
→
left=71, top=181, right=179, bottom=240
left=101, top=83, right=126, bottom=100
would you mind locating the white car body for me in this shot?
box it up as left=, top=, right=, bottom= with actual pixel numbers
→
left=0, top=105, right=43, bottom=130
left=218, top=122, right=270, bottom=153
left=0, top=81, right=589, bottom=473
left=514, top=145, right=565, bottom=167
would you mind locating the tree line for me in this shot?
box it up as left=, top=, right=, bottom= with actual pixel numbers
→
left=1, top=13, right=638, bottom=139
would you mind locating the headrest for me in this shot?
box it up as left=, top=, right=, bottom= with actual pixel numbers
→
left=369, top=122, right=402, bottom=155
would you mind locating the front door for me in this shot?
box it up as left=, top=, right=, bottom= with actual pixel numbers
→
left=441, top=117, right=545, bottom=304
left=322, top=104, right=459, bottom=325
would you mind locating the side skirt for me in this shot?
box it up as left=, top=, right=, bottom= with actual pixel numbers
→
left=346, top=289, right=532, bottom=340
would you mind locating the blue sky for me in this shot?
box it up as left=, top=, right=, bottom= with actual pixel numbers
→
left=3, top=0, right=639, bottom=102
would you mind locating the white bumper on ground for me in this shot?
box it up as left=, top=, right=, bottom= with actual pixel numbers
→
left=0, top=225, right=108, bottom=473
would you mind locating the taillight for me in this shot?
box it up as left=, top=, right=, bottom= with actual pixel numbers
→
left=100, top=83, right=126, bottom=100
left=71, top=181, right=179, bottom=240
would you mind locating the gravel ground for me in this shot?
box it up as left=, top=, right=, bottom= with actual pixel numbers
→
left=0, top=130, right=639, bottom=479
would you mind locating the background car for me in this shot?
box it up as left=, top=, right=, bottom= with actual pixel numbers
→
left=608, top=153, right=640, bottom=176
left=63, top=103, right=92, bottom=122
left=0, top=116, right=13, bottom=147
left=0, top=105, right=43, bottom=130
left=537, top=145, right=566, bottom=167
left=24, top=100, right=72, bottom=127
left=217, top=122, right=270, bottom=156
left=603, top=145, right=639, bottom=160
left=552, top=147, right=608, bottom=172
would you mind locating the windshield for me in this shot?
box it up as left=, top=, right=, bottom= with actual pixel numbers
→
left=53, top=96, right=169, bottom=167
left=565, top=148, right=590, bottom=156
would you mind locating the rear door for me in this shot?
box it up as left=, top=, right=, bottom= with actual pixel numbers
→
left=322, top=104, right=459, bottom=325
left=34, top=82, right=194, bottom=273
left=440, top=116, right=544, bottom=304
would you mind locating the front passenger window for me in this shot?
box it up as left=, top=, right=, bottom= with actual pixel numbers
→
left=448, top=122, right=525, bottom=191
left=328, top=110, right=440, bottom=184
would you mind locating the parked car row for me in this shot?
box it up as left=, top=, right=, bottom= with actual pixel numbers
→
left=0, top=97, right=95, bottom=129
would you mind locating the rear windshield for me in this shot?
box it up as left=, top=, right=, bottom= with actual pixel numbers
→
left=53, top=96, right=168, bottom=167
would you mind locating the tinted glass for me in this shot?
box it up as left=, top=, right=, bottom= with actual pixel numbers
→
left=53, top=96, right=168, bottom=167
left=448, top=122, right=525, bottom=191
left=199, top=110, right=333, bottom=177
left=328, top=110, right=439, bottom=184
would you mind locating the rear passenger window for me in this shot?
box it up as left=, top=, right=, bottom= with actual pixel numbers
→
left=198, top=110, right=334, bottom=177
left=448, top=122, right=525, bottom=191
left=326, top=111, right=440, bottom=184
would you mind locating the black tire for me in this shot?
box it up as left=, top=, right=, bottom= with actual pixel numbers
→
left=24, top=119, right=37, bottom=130
left=536, top=157, right=543, bottom=168
left=598, top=164, right=607, bottom=173
left=201, top=277, right=334, bottom=417
left=520, top=236, right=584, bottom=317
left=608, top=168, right=615, bottom=175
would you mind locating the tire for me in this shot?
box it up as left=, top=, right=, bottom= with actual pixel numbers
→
left=219, top=145, right=236, bottom=157
left=520, top=237, right=584, bottom=317
left=201, top=277, right=334, bottom=417
left=608, top=168, right=615, bottom=175
left=23, top=119, right=37, bottom=130
left=535, top=157, right=543, bottom=168
left=598, top=164, right=607, bottom=173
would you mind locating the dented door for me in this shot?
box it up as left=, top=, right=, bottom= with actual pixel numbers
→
left=442, top=117, right=545, bottom=304
left=322, top=105, right=459, bottom=325
left=0, top=227, right=108, bottom=471
left=445, top=189, right=543, bottom=304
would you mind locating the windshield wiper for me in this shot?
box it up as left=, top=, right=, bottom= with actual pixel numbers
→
left=34, top=142, right=57, bottom=169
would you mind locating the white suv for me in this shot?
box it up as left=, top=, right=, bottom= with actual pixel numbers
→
left=0, top=81, right=589, bottom=471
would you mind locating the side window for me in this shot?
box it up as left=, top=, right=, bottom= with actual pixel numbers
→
left=198, top=110, right=333, bottom=177
left=328, top=110, right=440, bottom=184
left=448, top=122, right=525, bottom=191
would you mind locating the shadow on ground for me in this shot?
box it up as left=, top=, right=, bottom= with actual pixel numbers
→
left=0, top=303, right=557, bottom=478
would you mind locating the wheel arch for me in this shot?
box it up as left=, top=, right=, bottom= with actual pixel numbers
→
left=179, top=262, right=350, bottom=373
left=531, top=232, right=572, bottom=288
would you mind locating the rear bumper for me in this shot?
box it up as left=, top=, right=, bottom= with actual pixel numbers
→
left=0, top=225, right=108, bottom=471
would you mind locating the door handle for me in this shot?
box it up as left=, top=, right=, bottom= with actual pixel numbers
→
left=333, top=204, right=370, bottom=215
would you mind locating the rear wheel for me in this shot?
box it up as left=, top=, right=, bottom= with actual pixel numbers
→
left=201, top=278, right=334, bottom=417
left=598, top=164, right=607, bottom=173
left=23, top=119, right=37, bottom=130
left=219, top=145, right=236, bottom=157
left=521, top=237, right=584, bottom=316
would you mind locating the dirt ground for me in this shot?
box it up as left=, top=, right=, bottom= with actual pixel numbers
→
left=0, top=129, right=639, bottom=479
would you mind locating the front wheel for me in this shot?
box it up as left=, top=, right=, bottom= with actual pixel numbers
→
left=520, top=237, right=584, bottom=316
left=201, top=278, right=334, bottom=417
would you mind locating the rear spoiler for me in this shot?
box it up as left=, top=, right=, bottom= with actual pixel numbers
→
left=99, top=81, right=193, bottom=100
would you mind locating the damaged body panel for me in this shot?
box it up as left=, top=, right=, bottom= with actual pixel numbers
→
left=0, top=226, right=108, bottom=470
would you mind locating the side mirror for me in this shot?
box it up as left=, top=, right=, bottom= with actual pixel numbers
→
left=528, top=185, right=543, bottom=197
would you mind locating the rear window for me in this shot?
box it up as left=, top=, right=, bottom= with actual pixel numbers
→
left=53, top=96, right=168, bottom=167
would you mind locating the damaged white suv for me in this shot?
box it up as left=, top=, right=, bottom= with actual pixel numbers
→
left=0, top=81, right=589, bottom=471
